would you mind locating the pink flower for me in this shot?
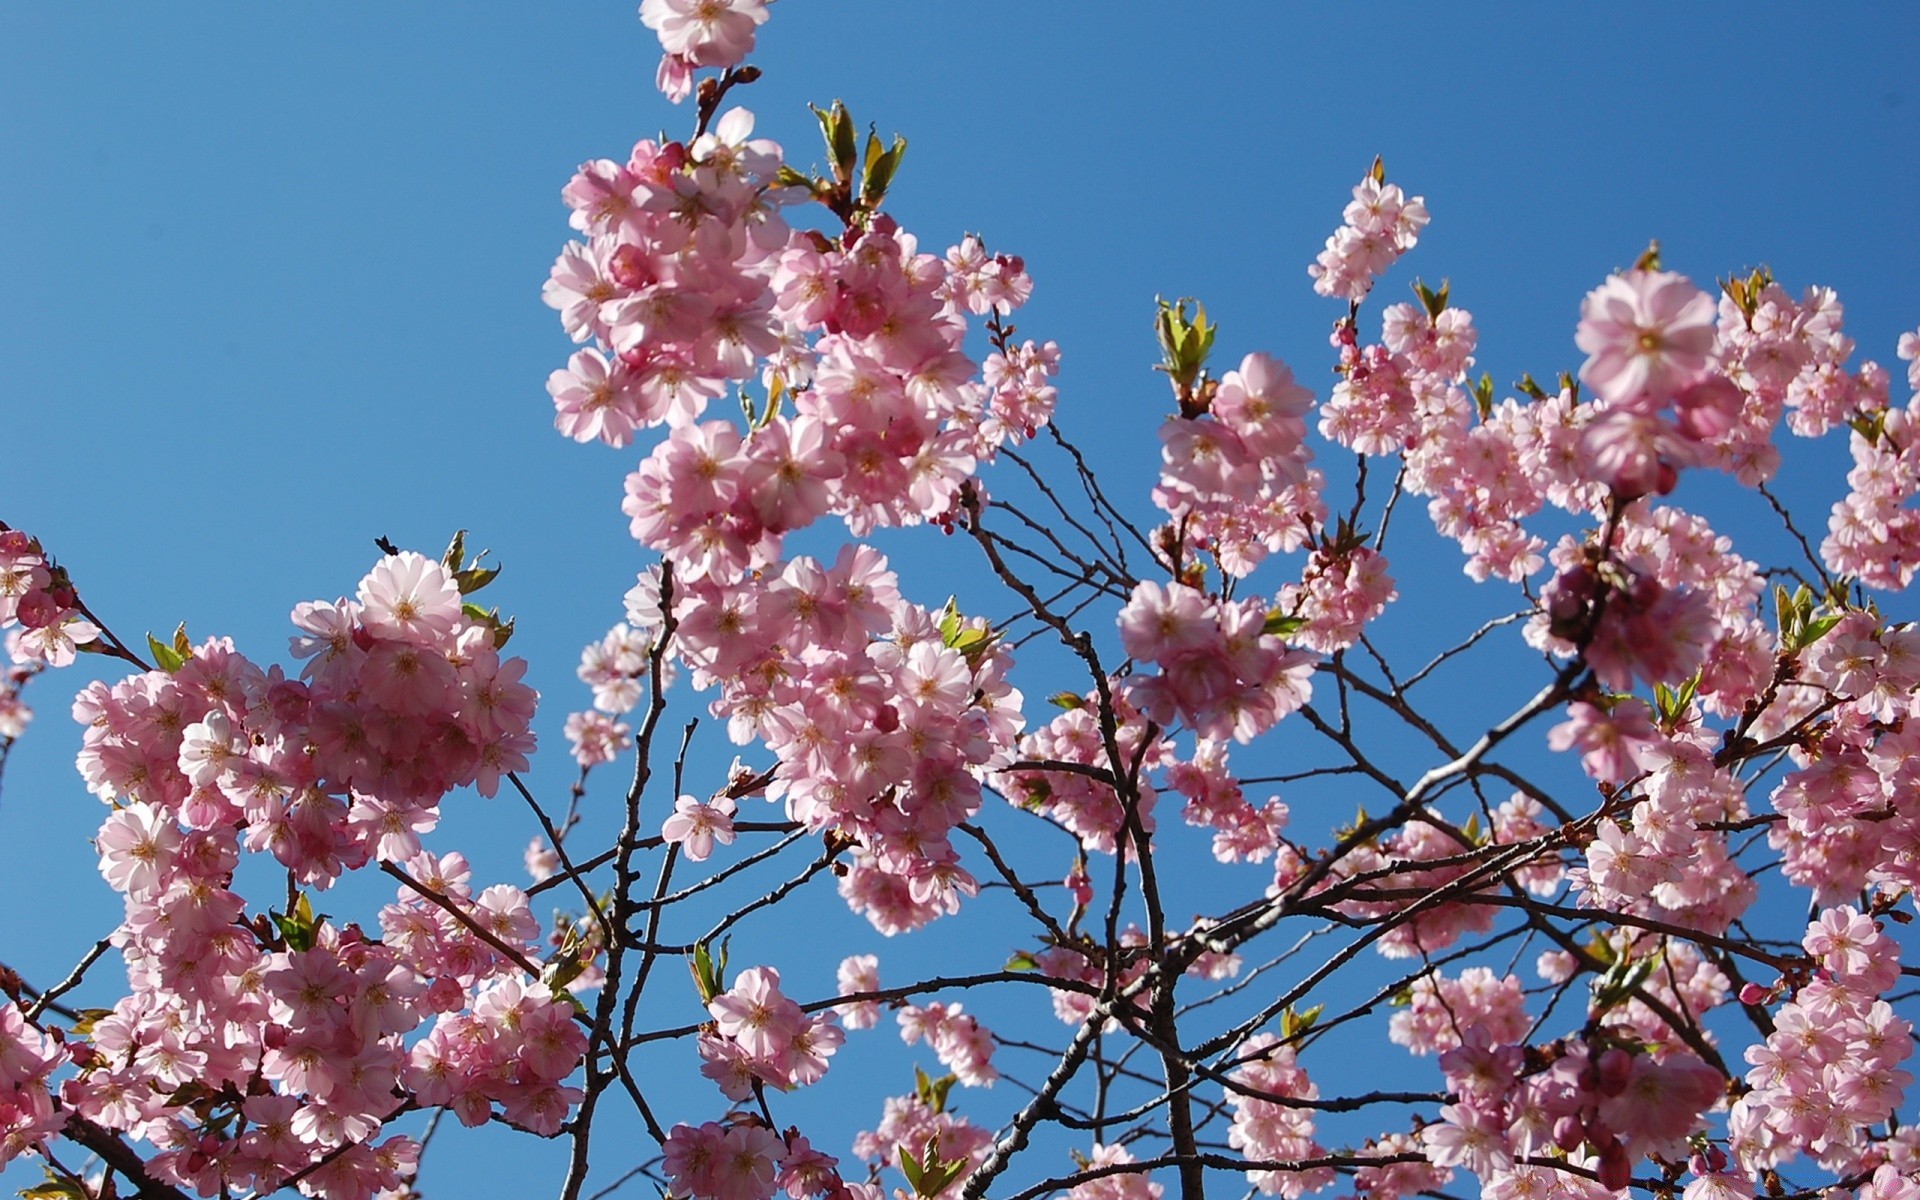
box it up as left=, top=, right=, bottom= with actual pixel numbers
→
left=356, top=551, right=462, bottom=647
left=836, top=954, right=881, bottom=1030
left=710, top=966, right=805, bottom=1059
left=1547, top=699, right=1663, bottom=784
left=640, top=0, right=771, bottom=69
left=96, top=802, right=180, bottom=897
left=1575, top=270, right=1718, bottom=404
left=662, top=794, right=738, bottom=861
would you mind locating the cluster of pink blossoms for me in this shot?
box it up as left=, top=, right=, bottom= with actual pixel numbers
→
left=698, top=966, right=843, bottom=1101
left=544, top=64, right=1067, bottom=939
left=1308, top=172, right=1429, bottom=303
left=1226, top=1036, right=1333, bottom=1199
left=1826, top=332, right=1920, bottom=588
left=1165, top=737, right=1289, bottom=865
left=1002, top=685, right=1168, bottom=857
left=1731, top=907, right=1913, bottom=1176
left=0, top=661, right=34, bottom=740
left=78, top=551, right=536, bottom=886
left=6, top=552, right=579, bottom=1194
left=1066, top=1144, right=1163, bottom=1200
left=623, top=549, right=1025, bottom=934
left=664, top=1121, right=864, bottom=1200
left=640, top=0, right=771, bottom=104
left=851, top=1089, right=993, bottom=1198
left=1764, top=613, right=1920, bottom=904
left=0, top=526, right=100, bottom=668
left=612, top=211, right=1044, bottom=572
left=1393, top=948, right=1724, bottom=1197
left=0, top=1003, right=64, bottom=1168
left=1151, top=351, right=1323, bottom=577
left=1117, top=581, right=1316, bottom=745
left=896, top=1002, right=996, bottom=1088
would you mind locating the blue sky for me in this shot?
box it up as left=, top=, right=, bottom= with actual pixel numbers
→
left=3, top=3, right=1919, bottom=1197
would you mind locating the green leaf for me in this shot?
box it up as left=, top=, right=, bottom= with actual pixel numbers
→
left=1413, top=278, right=1449, bottom=320
left=454, top=565, right=500, bottom=595
left=862, top=135, right=907, bottom=206
left=543, top=925, right=589, bottom=993
left=1280, top=1003, right=1323, bottom=1040
left=1797, top=613, right=1842, bottom=651
left=1153, top=296, right=1217, bottom=395
left=1263, top=610, right=1306, bottom=638
left=21, top=1171, right=90, bottom=1200
left=900, top=1141, right=967, bottom=1198
left=68, top=1007, right=114, bottom=1036
left=1004, top=950, right=1040, bottom=972
left=813, top=99, right=858, bottom=183
left=442, top=529, right=468, bottom=575
left=913, top=1067, right=958, bottom=1116
left=1471, top=372, right=1495, bottom=420
left=898, top=1147, right=927, bottom=1196
left=147, top=633, right=186, bottom=674
left=1046, top=691, right=1084, bottom=710
left=1584, top=932, right=1617, bottom=966
left=274, top=893, right=321, bottom=952
left=1592, top=952, right=1658, bottom=1014
left=690, top=941, right=722, bottom=1004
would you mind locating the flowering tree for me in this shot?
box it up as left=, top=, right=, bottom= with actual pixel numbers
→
left=3, top=5, right=1919, bottom=1200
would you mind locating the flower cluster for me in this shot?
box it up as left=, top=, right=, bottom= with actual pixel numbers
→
left=700, top=966, right=844, bottom=1098
left=1151, top=351, right=1323, bottom=578
left=25, top=553, right=573, bottom=1191
left=663, top=1119, right=860, bottom=1200
left=630, top=551, right=1024, bottom=932
left=641, top=0, right=772, bottom=103
left=897, top=1002, right=996, bottom=1088
left=1117, top=581, right=1315, bottom=744
left=0, top=526, right=99, bottom=668
left=1308, top=171, right=1428, bottom=303
left=1226, top=1036, right=1333, bottom=1198
left=1731, top=911, right=1914, bottom=1173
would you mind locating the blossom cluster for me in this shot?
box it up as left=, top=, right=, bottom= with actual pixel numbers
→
left=1308, top=172, right=1429, bottom=303
left=1, top=526, right=100, bottom=668
left=3, top=552, right=579, bottom=1194
left=698, top=966, right=843, bottom=1100
left=640, top=0, right=772, bottom=104
left=1731, top=908, right=1913, bottom=1175
left=1151, top=351, right=1323, bottom=578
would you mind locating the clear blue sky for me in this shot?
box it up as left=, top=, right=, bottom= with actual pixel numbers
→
left=3, top=3, right=1918, bottom=1197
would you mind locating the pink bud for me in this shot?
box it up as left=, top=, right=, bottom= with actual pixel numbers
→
left=1738, top=982, right=1770, bottom=1006
left=1552, top=1115, right=1585, bottom=1152
left=15, top=591, right=58, bottom=630
left=428, top=975, right=466, bottom=1013
left=1596, top=1140, right=1632, bottom=1192
left=1066, top=868, right=1094, bottom=908
left=608, top=244, right=654, bottom=291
